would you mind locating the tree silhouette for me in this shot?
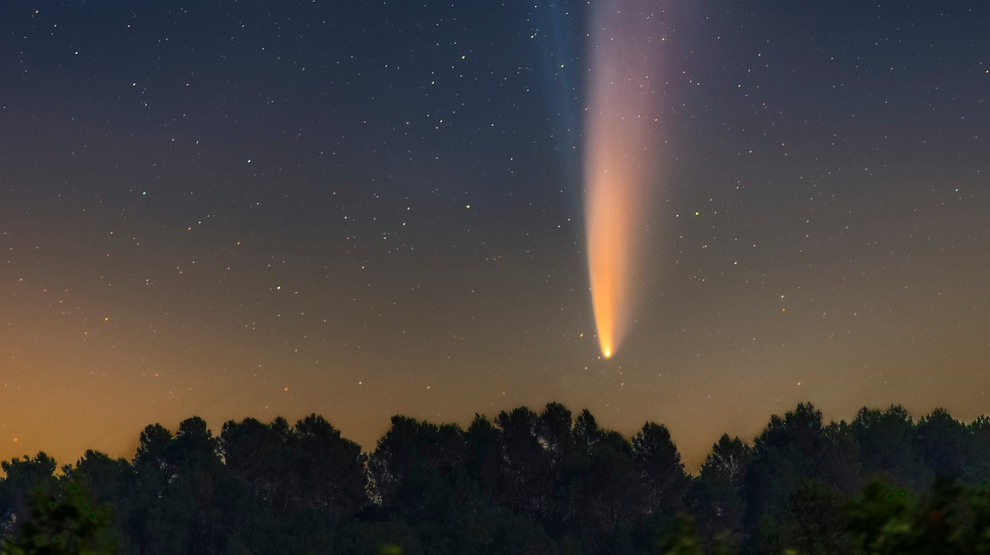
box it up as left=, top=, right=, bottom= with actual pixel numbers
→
left=851, top=405, right=931, bottom=491
left=916, top=408, right=969, bottom=480
left=633, top=422, right=690, bottom=517
left=292, top=414, right=367, bottom=515
left=2, top=402, right=990, bottom=555
left=493, top=407, right=550, bottom=517
left=687, top=435, right=750, bottom=551
left=0, top=454, right=58, bottom=539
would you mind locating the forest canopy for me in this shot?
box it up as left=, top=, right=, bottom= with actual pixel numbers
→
left=2, top=402, right=989, bottom=555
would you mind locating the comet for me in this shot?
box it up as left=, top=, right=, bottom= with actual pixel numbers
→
left=584, top=0, right=663, bottom=358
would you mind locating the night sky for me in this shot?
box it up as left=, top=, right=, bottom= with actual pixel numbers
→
left=2, top=1, right=989, bottom=470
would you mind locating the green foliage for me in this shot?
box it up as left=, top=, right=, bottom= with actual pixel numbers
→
left=0, top=480, right=114, bottom=555
left=658, top=514, right=704, bottom=555
left=847, top=478, right=990, bottom=555
left=657, top=514, right=733, bottom=555
left=335, top=520, right=422, bottom=555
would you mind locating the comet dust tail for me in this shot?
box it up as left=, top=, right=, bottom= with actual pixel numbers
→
left=584, top=0, right=664, bottom=358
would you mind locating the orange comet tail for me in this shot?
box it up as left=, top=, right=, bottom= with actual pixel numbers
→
left=586, top=149, right=639, bottom=358
left=584, top=1, right=662, bottom=358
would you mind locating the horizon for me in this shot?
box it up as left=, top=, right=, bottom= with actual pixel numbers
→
left=4, top=397, right=986, bottom=475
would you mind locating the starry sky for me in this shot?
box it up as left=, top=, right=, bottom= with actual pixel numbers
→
left=2, top=0, right=989, bottom=470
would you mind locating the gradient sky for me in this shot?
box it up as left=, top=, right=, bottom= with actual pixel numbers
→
left=2, top=0, right=989, bottom=471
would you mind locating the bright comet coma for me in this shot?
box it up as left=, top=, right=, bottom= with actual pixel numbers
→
left=584, top=1, right=664, bottom=358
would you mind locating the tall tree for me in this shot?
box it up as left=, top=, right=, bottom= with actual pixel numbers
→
left=173, top=417, right=223, bottom=555
left=129, top=418, right=224, bottom=555
left=573, top=428, right=639, bottom=553
left=464, top=414, right=501, bottom=502
left=536, top=402, right=580, bottom=526
left=493, top=408, right=550, bottom=516
left=743, top=403, right=861, bottom=543
left=68, top=451, right=134, bottom=554
left=0, top=454, right=58, bottom=539
left=633, top=422, right=690, bottom=517
left=916, top=408, right=969, bottom=480
left=367, top=416, right=467, bottom=515
left=851, top=405, right=930, bottom=490
left=687, top=435, right=751, bottom=550
left=968, top=415, right=990, bottom=485
left=292, top=413, right=367, bottom=515
left=219, top=417, right=286, bottom=510
left=129, top=424, right=185, bottom=555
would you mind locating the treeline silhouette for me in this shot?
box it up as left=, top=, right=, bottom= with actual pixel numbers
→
left=2, top=402, right=990, bottom=555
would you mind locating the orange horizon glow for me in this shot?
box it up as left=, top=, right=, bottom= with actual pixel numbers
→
left=584, top=1, right=662, bottom=358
